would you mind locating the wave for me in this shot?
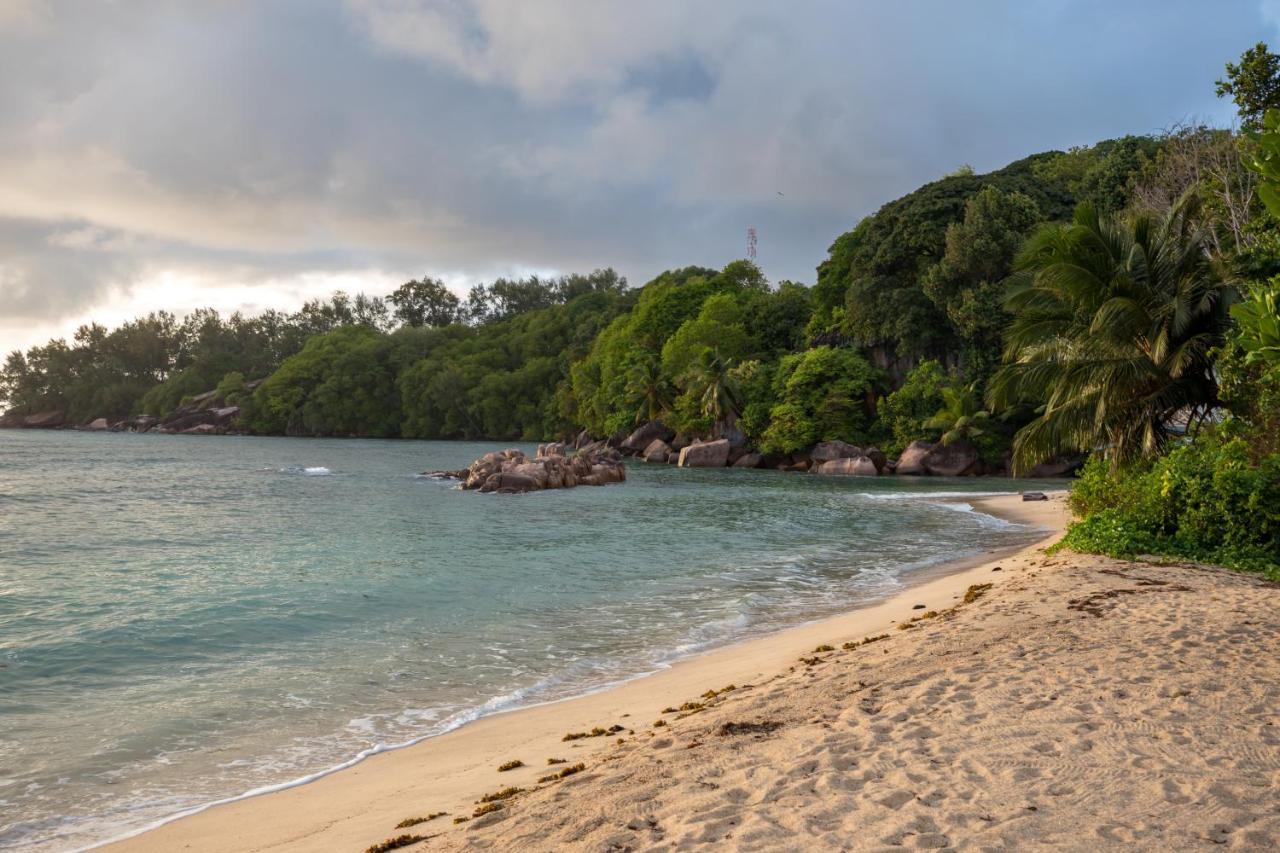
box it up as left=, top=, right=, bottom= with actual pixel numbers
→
left=856, top=490, right=1034, bottom=531
left=265, top=465, right=332, bottom=476
left=857, top=490, right=1019, bottom=501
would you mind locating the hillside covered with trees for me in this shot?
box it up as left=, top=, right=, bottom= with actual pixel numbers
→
left=4, top=44, right=1280, bottom=572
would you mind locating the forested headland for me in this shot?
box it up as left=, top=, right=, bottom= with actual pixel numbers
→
left=4, top=44, right=1279, bottom=570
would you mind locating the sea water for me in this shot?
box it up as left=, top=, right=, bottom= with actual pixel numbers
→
left=0, top=430, right=1057, bottom=850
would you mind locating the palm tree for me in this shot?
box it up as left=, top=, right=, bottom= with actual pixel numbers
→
left=684, top=348, right=742, bottom=429
left=924, top=384, right=991, bottom=446
left=624, top=358, right=672, bottom=425
left=989, top=194, right=1235, bottom=473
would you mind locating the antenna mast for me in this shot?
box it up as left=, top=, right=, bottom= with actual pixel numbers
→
left=746, top=226, right=757, bottom=260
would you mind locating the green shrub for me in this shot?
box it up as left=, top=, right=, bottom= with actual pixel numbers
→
left=1059, top=437, right=1280, bottom=576
left=878, top=360, right=948, bottom=455
left=216, top=371, right=247, bottom=406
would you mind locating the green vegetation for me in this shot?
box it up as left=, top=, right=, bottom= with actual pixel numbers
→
left=2, top=41, right=1277, bottom=576
left=1059, top=440, right=1279, bottom=576
left=990, top=195, right=1233, bottom=473
left=1051, top=44, right=1280, bottom=577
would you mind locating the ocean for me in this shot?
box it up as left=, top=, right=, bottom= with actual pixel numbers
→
left=0, top=430, right=1056, bottom=850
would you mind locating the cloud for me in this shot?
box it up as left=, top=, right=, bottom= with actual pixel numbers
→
left=0, top=0, right=1267, bottom=358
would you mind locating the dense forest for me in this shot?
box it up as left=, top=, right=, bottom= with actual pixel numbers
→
left=0, top=136, right=1198, bottom=456
left=3, top=44, right=1280, bottom=570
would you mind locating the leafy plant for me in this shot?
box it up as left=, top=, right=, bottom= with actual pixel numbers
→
left=923, top=384, right=991, bottom=446
left=1059, top=438, right=1280, bottom=576
left=1229, top=282, right=1280, bottom=365
left=991, top=195, right=1236, bottom=473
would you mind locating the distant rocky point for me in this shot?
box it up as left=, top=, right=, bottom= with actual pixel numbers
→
left=0, top=382, right=261, bottom=436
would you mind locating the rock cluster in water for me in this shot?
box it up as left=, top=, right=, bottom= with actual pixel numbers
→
left=429, top=441, right=626, bottom=493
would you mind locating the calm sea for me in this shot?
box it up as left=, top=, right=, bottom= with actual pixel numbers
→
left=0, top=430, right=1056, bottom=850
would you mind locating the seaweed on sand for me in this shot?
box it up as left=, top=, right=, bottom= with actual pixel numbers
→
left=537, top=762, right=586, bottom=783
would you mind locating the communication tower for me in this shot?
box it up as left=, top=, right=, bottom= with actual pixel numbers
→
left=747, top=227, right=757, bottom=260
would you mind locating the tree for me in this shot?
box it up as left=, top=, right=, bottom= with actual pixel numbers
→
left=921, top=187, right=1042, bottom=382
left=923, top=384, right=991, bottom=445
left=990, top=196, right=1236, bottom=472
left=682, top=348, right=742, bottom=429
left=624, top=358, right=672, bottom=425
left=877, top=359, right=949, bottom=454
left=1131, top=124, right=1259, bottom=258
left=388, top=278, right=461, bottom=328
left=1216, top=42, right=1280, bottom=130
left=760, top=346, right=876, bottom=453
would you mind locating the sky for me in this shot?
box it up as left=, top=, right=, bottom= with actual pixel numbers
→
left=0, top=0, right=1274, bottom=355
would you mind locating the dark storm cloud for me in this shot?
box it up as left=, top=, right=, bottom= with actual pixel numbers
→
left=0, top=0, right=1271, bottom=352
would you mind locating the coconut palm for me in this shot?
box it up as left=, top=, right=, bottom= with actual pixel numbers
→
left=624, top=358, right=672, bottom=425
left=989, top=193, right=1235, bottom=473
left=684, top=348, right=742, bottom=428
left=923, top=383, right=991, bottom=446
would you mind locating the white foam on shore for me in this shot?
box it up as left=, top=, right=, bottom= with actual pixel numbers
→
left=858, top=490, right=1020, bottom=501
left=858, top=491, right=1034, bottom=531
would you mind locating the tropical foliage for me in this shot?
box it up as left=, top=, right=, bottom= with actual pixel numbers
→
left=1059, top=439, right=1280, bottom=576
left=989, top=196, right=1235, bottom=472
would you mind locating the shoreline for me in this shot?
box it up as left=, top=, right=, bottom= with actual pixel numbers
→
left=102, top=491, right=1069, bottom=853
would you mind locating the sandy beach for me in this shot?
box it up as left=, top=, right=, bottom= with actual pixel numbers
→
left=105, top=492, right=1280, bottom=851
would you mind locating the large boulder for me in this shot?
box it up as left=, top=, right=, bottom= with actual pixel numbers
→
left=923, top=439, right=981, bottom=477
left=894, top=440, right=937, bottom=475
left=718, top=422, right=748, bottom=448
left=863, top=447, right=888, bottom=474
left=85, top=417, right=110, bottom=431
left=642, top=439, right=672, bottom=463
left=678, top=439, right=730, bottom=468
left=621, top=421, right=675, bottom=454
left=115, top=415, right=159, bottom=433
left=732, top=452, right=764, bottom=469
left=1025, top=455, right=1085, bottom=478
left=158, top=405, right=240, bottom=435
left=479, top=471, right=542, bottom=493
left=810, top=441, right=862, bottom=466
left=669, top=433, right=692, bottom=452
left=536, top=442, right=567, bottom=458
left=815, top=456, right=880, bottom=476
left=22, top=410, right=66, bottom=428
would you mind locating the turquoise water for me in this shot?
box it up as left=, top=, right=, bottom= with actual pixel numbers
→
left=0, top=431, right=1056, bottom=850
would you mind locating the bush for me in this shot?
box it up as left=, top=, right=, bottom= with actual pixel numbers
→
left=216, top=371, right=247, bottom=405
left=1059, top=437, right=1280, bottom=576
left=877, top=360, right=948, bottom=455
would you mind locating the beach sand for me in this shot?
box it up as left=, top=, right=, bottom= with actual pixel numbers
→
left=107, top=492, right=1280, bottom=851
